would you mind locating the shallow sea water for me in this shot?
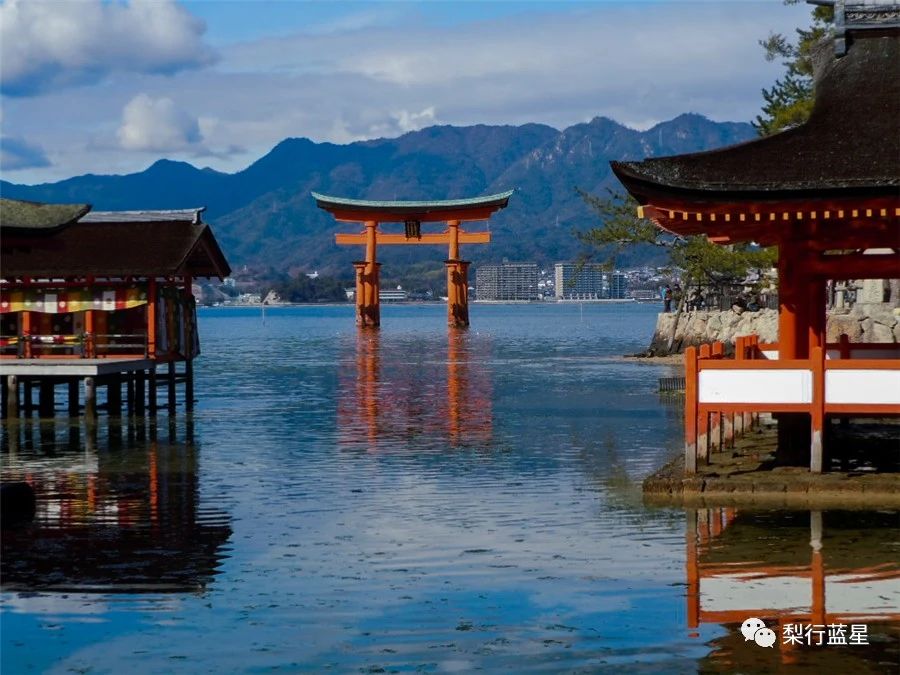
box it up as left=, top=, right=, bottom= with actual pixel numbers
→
left=2, top=303, right=897, bottom=673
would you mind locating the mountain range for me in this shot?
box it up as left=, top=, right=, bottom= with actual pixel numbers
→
left=1, top=113, right=756, bottom=275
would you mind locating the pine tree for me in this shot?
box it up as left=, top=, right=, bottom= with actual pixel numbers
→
left=754, top=1, right=834, bottom=135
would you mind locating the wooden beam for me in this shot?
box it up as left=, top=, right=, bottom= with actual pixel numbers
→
left=811, top=253, right=900, bottom=279
left=331, top=207, right=497, bottom=223
left=335, top=231, right=491, bottom=246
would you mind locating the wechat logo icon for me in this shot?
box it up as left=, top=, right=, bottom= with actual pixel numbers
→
left=741, top=617, right=776, bottom=648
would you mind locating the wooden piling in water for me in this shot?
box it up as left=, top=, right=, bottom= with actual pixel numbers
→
left=185, top=359, right=194, bottom=412
left=68, top=379, right=80, bottom=416
left=148, top=366, right=158, bottom=415
left=6, top=375, right=18, bottom=419
left=126, top=375, right=135, bottom=414
left=136, top=370, right=146, bottom=415
left=108, top=375, right=122, bottom=417
left=84, top=377, right=96, bottom=418
left=39, top=380, right=55, bottom=417
left=23, top=379, right=34, bottom=416
left=167, top=362, right=177, bottom=413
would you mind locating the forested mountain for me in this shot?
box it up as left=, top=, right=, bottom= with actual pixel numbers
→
left=1, top=114, right=755, bottom=273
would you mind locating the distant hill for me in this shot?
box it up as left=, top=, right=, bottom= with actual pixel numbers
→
left=1, top=114, right=755, bottom=274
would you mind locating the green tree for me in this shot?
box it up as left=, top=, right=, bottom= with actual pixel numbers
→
left=754, top=0, right=834, bottom=135
left=577, top=189, right=776, bottom=299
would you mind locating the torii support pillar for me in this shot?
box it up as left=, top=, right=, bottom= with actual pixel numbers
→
left=446, top=260, right=471, bottom=328
left=445, top=219, right=470, bottom=328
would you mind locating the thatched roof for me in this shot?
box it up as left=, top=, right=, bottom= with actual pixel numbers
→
left=0, top=198, right=91, bottom=231
left=1, top=201, right=230, bottom=279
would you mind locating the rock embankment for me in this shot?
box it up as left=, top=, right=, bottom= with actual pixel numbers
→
left=648, top=303, right=900, bottom=356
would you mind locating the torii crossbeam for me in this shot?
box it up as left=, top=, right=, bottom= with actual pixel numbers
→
left=313, top=191, right=513, bottom=328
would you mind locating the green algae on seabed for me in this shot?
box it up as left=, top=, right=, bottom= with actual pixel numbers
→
left=644, top=419, right=900, bottom=507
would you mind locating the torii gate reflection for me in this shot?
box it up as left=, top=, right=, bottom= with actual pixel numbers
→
left=337, top=329, right=492, bottom=451
left=313, top=191, right=513, bottom=328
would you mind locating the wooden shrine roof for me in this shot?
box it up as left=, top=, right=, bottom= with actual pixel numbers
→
left=611, top=30, right=900, bottom=204
left=1, top=201, right=231, bottom=279
left=80, top=207, right=205, bottom=224
left=312, top=190, right=514, bottom=222
left=0, top=199, right=91, bottom=232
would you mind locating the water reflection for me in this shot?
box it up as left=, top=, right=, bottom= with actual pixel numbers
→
left=1, top=417, right=231, bottom=593
left=337, top=328, right=492, bottom=451
left=686, top=508, right=900, bottom=671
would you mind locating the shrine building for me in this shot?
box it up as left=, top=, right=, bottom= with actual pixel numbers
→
left=612, top=0, right=900, bottom=473
left=1, top=199, right=231, bottom=418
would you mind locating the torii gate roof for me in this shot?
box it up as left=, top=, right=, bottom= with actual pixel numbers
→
left=312, top=190, right=514, bottom=222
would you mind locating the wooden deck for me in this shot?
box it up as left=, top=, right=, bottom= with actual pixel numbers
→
left=1, top=358, right=153, bottom=377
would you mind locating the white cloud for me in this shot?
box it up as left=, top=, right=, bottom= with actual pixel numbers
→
left=1, top=135, right=51, bottom=170
left=1, top=2, right=811, bottom=183
left=0, top=0, right=215, bottom=96
left=117, top=94, right=202, bottom=152
left=393, top=106, right=437, bottom=133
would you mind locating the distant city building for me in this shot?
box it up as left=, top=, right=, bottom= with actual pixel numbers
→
left=609, top=271, right=628, bottom=299
left=553, top=263, right=629, bottom=299
left=379, top=287, right=408, bottom=302
left=476, top=263, right=539, bottom=301
left=628, top=289, right=659, bottom=302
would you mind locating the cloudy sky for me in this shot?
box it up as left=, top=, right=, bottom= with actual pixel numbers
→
left=0, top=0, right=809, bottom=184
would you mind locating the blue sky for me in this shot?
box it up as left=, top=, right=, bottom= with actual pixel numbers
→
left=0, top=1, right=810, bottom=183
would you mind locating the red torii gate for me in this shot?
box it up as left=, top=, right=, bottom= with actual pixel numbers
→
left=313, top=191, right=513, bottom=328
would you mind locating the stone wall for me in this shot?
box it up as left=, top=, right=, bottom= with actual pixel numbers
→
left=648, top=304, right=900, bottom=355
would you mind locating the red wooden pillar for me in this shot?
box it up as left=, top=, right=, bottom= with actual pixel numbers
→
left=446, top=220, right=470, bottom=328
left=778, top=239, right=806, bottom=359
left=810, top=346, right=825, bottom=473
left=352, top=262, right=366, bottom=327
left=684, top=346, right=698, bottom=474
left=84, top=310, right=95, bottom=358
left=710, top=342, right=724, bottom=452
left=777, top=238, right=811, bottom=463
left=21, top=311, right=32, bottom=358
left=147, top=278, right=157, bottom=358
left=361, top=221, right=380, bottom=328
left=697, top=344, right=711, bottom=464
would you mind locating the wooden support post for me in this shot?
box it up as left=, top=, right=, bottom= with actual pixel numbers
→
left=168, top=362, right=177, bottom=413
left=23, top=379, right=34, bottom=416
left=148, top=365, right=158, bottom=415
left=360, top=221, right=380, bottom=328
left=684, top=346, right=698, bottom=474
left=22, top=311, right=32, bottom=358
left=147, top=278, right=158, bottom=359
left=136, top=370, right=146, bottom=415
left=126, top=374, right=135, bottom=414
left=710, top=342, right=724, bottom=453
left=185, top=358, right=194, bottom=412
left=84, top=377, right=96, bottom=418
left=6, top=375, right=18, bottom=419
left=697, top=344, right=711, bottom=464
left=810, top=345, right=825, bottom=473
left=838, top=333, right=850, bottom=360
left=84, top=309, right=95, bottom=358
left=68, top=379, right=80, bottom=416
left=39, top=380, right=55, bottom=417
left=446, top=260, right=471, bottom=328
left=108, top=375, right=122, bottom=417
left=352, top=262, right=366, bottom=327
